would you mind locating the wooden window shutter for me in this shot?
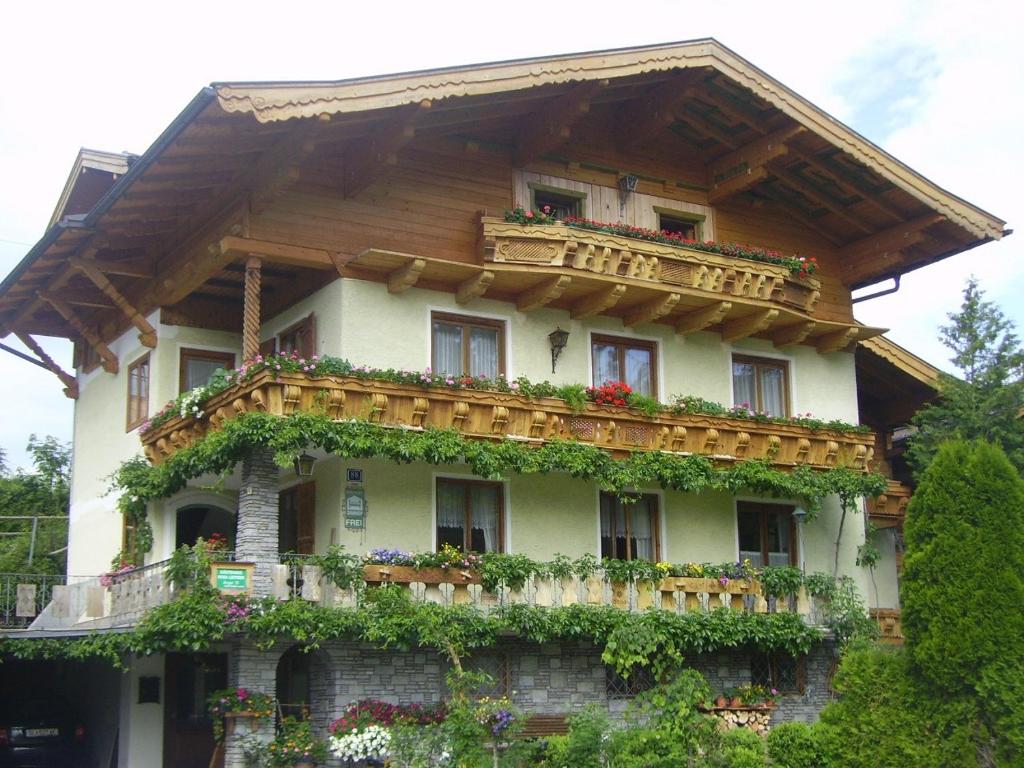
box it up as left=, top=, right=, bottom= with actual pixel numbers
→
left=296, top=482, right=316, bottom=554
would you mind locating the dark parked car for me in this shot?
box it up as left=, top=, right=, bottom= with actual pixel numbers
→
left=0, top=697, right=87, bottom=768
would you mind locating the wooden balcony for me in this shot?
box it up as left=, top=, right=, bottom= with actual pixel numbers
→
left=341, top=218, right=884, bottom=354
left=866, top=480, right=912, bottom=528
left=141, top=370, right=875, bottom=471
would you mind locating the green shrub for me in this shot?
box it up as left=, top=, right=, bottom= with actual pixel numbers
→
left=816, top=646, right=978, bottom=768
left=608, top=728, right=691, bottom=767
left=544, top=706, right=611, bottom=768
left=902, top=441, right=1024, bottom=696
left=766, top=722, right=822, bottom=768
left=976, top=659, right=1024, bottom=765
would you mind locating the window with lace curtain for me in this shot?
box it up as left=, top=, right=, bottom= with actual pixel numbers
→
left=431, top=313, right=504, bottom=380
left=737, top=502, right=796, bottom=567
left=591, top=334, right=657, bottom=397
left=731, top=355, right=789, bottom=416
left=600, top=492, right=660, bottom=561
left=436, top=478, right=504, bottom=553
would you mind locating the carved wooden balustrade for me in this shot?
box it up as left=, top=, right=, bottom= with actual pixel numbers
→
left=141, top=370, right=875, bottom=471
left=481, top=217, right=821, bottom=314
left=866, top=480, right=912, bottom=528
left=272, top=564, right=825, bottom=623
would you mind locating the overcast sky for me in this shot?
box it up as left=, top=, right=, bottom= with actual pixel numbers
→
left=0, top=0, right=1020, bottom=470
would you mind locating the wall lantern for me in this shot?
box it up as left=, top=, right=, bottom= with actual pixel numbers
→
left=548, top=327, right=570, bottom=373
left=792, top=506, right=808, bottom=573
left=293, top=452, right=317, bottom=477
left=791, top=507, right=808, bottom=524
left=617, top=174, right=639, bottom=216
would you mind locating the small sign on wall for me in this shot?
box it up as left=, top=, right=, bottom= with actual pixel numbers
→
left=209, top=562, right=254, bottom=595
left=345, top=487, right=366, bottom=529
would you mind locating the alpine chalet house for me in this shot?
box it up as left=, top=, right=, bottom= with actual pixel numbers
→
left=0, top=40, right=1005, bottom=768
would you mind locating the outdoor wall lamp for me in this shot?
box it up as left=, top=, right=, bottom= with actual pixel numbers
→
left=617, top=174, right=639, bottom=216
left=293, top=452, right=317, bottom=477
left=548, top=327, right=570, bottom=373
left=792, top=506, right=808, bottom=573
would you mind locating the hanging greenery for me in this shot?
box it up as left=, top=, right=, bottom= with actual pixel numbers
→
left=113, top=412, right=886, bottom=560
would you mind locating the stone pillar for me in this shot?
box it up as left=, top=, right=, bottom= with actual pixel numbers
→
left=235, top=447, right=279, bottom=597
left=224, top=641, right=280, bottom=768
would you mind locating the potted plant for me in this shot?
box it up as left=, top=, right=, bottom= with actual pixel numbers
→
left=207, top=687, right=275, bottom=742
left=267, top=716, right=329, bottom=768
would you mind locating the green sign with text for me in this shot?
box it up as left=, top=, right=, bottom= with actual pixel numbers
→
left=215, top=567, right=249, bottom=591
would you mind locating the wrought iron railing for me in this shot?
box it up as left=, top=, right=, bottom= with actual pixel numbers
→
left=0, top=572, right=67, bottom=628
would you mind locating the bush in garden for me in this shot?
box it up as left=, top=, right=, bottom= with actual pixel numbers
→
left=765, top=722, right=823, bottom=768
left=541, top=706, right=611, bottom=768
left=901, top=440, right=1024, bottom=697
left=709, top=727, right=767, bottom=768
left=815, top=646, right=978, bottom=768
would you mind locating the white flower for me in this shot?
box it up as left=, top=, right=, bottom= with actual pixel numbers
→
left=329, top=725, right=391, bottom=761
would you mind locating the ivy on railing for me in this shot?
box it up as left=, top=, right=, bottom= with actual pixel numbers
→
left=115, top=412, right=888, bottom=560
left=139, top=353, right=870, bottom=437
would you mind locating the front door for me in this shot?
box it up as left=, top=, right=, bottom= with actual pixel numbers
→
left=163, top=653, right=227, bottom=768
left=279, top=483, right=316, bottom=555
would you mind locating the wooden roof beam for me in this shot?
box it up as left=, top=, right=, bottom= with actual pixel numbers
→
left=624, top=292, right=680, bottom=328
left=249, top=116, right=329, bottom=215
left=343, top=100, right=433, bottom=198
left=514, top=81, right=606, bottom=167
left=571, top=284, right=626, bottom=319
left=788, top=147, right=903, bottom=224
left=516, top=275, right=570, bottom=312
left=772, top=321, right=817, bottom=348
left=59, top=288, right=117, bottom=310
left=722, top=309, right=778, bottom=342
left=615, top=74, right=699, bottom=149
left=841, top=214, right=943, bottom=285
left=70, top=257, right=157, bottom=348
left=761, top=191, right=845, bottom=247
left=707, top=125, right=803, bottom=203
left=676, top=301, right=731, bottom=335
left=14, top=332, right=78, bottom=399
left=674, top=110, right=740, bottom=150
left=41, top=294, right=118, bottom=373
left=768, top=163, right=873, bottom=234
left=218, top=236, right=335, bottom=271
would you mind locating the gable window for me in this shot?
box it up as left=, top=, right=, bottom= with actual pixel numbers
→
left=592, top=334, right=656, bottom=397
left=751, top=652, right=805, bottom=694
left=126, top=354, right=150, bottom=431
left=436, top=478, right=504, bottom=553
left=431, top=313, right=504, bottom=380
left=530, top=184, right=585, bottom=220
left=600, top=492, right=660, bottom=561
left=732, top=355, right=789, bottom=417
left=179, top=348, right=235, bottom=393
left=738, top=502, right=795, bottom=567
left=658, top=211, right=701, bottom=241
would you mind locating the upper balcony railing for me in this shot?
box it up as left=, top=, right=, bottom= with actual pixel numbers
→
left=481, top=217, right=822, bottom=314
left=866, top=480, right=912, bottom=527
left=140, top=369, right=875, bottom=470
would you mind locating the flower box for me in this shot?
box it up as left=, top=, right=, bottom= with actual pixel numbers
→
left=362, top=564, right=482, bottom=586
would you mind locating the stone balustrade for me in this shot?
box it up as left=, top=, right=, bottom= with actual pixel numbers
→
left=141, top=371, right=875, bottom=471
left=481, top=217, right=821, bottom=314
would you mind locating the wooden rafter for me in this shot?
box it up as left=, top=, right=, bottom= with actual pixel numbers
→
left=40, top=294, right=118, bottom=373
left=514, top=81, right=606, bottom=167
left=788, top=147, right=903, bottom=224
left=841, top=214, right=943, bottom=263
left=772, top=321, right=817, bottom=348
left=676, top=301, right=732, bottom=335
left=14, top=332, right=78, bottom=399
left=516, top=275, right=570, bottom=312
left=624, top=292, right=680, bottom=328
left=218, top=236, right=334, bottom=270
left=70, top=257, right=157, bottom=347
left=343, top=100, right=432, bottom=198
left=249, top=116, right=328, bottom=214
left=761, top=190, right=845, bottom=246
left=571, top=284, right=626, bottom=319
left=674, top=108, right=741, bottom=150
left=58, top=288, right=116, bottom=310
left=768, top=164, right=873, bottom=234
left=616, top=74, right=698, bottom=149
left=722, top=309, right=778, bottom=342
left=707, top=126, right=803, bottom=203
left=694, top=83, right=766, bottom=134
left=817, top=327, right=859, bottom=354
left=387, top=258, right=426, bottom=294
left=457, top=271, right=495, bottom=305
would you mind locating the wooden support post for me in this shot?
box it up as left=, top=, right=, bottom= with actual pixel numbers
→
left=456, top=270, right=495, bottom=305
left=70, top=257, right=157, bottom=348
left=571, top=284, right=626, bottom=319
left=40, top=294, right=118, bottom=373
left=676, top=301, right=731, bottom=335
left=14, top=332, right=78, bottom=399
left=243, top=257, right=262, bottom=362
left=624, top=292, right=680, bottom=328
left=772, top=321, right=817, bottom=348
left=722, top=309, right=779, bottom=342
left=516, top=275, right=570, bottom=312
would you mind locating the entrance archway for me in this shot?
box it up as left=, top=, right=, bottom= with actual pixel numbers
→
left=175, top=505, right=236, bottom=551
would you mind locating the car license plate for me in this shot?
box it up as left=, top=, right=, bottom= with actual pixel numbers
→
left=25, top=728, right=58, bottom=737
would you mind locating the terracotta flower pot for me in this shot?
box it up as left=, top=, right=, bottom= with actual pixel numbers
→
left=730, top=697, right=743, bottom=708
left=715, top=695, right=728, bottom=708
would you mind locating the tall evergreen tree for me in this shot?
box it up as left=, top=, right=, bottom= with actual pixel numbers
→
left=907, top=279, right=1024, bottom=475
